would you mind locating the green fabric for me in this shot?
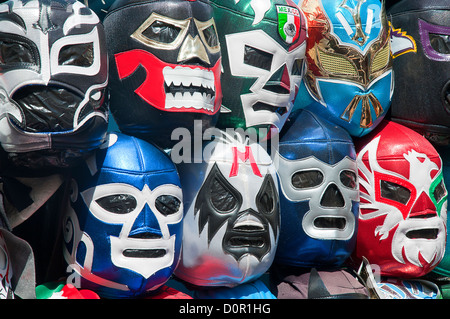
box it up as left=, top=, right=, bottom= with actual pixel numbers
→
left=35, top=281, right=64, bottom=299
left=210, top=0, right=298, bottom=131
left=432, top=147, right=450, bottom=277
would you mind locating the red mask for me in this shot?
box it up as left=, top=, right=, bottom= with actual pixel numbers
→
left=354, top=121, right=447, bottom=278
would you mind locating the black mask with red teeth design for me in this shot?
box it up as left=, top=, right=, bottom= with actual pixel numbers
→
left=104, top=0, right=222, bottom=150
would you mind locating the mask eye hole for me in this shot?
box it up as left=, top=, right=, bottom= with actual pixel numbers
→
left=58, top=43, right=94, bottom=67
left=96, top=194, right=137, bottom=214
left=244, top=45, right=273, bottom=71
left=256, top=175, right=277, bottom=215
left=291, top=170, right=323, bottom=189
left=433, top=179, right=447, bottom=204
left=380, top=180, right=411, bottom=205
left=429, top=33, right=450, bottom=55
left=131, top=13, right=189, bottom=50
left=317, top=48, right=358, bottom=76
left=155, top=195, right=181, bottom=216
left=195, top=18, right=220, bottom=53
left=370, top=42, right=391, bottom=73
left=201, top=24, right=218, bottom=48
left=340, top=170, right=357, bottom=189
left=418, top=19, right=450, bottom=61
left=0, top=38, right=37, bottom=65
left=211, top=177, right=238, bottom=212
left=291, top=58, right=303, bottom=76
left=141, top=20, right=181, bottom=44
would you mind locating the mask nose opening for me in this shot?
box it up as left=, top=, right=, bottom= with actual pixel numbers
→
left=320, top=183, right=345, bottom=208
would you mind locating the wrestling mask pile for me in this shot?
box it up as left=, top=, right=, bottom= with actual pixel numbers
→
left=0, top=0, right=449, bottom=300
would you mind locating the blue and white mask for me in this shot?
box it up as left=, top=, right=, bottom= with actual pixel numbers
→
left=274, top=110, right=359, bottom=268
left=63, top=132, right=183, bottom=298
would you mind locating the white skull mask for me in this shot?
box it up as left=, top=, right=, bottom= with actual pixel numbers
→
left=277, top=154, right=359, bottom=240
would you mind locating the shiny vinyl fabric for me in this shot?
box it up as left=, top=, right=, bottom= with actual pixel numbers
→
left=376, top=277, right=441, bottom=299
left=103, top=0, right=222, bottom=150
left=174, top=131, right=280, bottom=287
left=63, top=132, right=183, bottom=298
left=295, top=0, right=393, bottom=137
left=388, top=0, right=450, bottom=146
left=274, top=109, right=359, bottom=268
left=0, top=0, right=109, bottom=169
left=431, top=147, right=450, bottom=277
left=353, top=120, right=447, bottom=278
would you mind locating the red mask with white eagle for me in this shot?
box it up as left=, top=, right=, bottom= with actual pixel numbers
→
left=354, top=121, right=447, bottom=278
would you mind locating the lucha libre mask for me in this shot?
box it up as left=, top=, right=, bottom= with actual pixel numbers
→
left=0, top=231, right=13, bottom=299
left=295, top=0, right=393, bottom=137
left=63, top=133, right=183, bottom=298
left=354, top=120, right=448, bottom=278
left=174, top=131, right=280, bottom=287
left=211, top=0, right=307, bottom=136
left=388, top=0, right=450, bottom=146
left=103, top=0, right=222, bottom=150
left=432, top=147, right=450, bottom=277
left=0, top=0, right=109, bottom=169
left=274, top=110, right=359, bottom=268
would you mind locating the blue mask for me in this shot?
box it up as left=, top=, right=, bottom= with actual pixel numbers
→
left=294, top=0, right=393, bottom=137
left=63, top=132, right=183, bottom=298
left=274, top=109, right=359, bottom=268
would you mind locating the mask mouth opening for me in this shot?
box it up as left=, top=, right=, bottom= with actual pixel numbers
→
left=405, top=228, right=439, bottom=240
left=163, top=66, right=216, bottom=112
left=228, top=214, right=267, bottom=248
left=228, top=237, right=265, bottom=248
left=123, top=249, right=166, bottom=258
left=313, top=216, right=347, bottom=230
left=124, top=232, right=168, bottom=258
left=11, top=85, right=83, bottom=133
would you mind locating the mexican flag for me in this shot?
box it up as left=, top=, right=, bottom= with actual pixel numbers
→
left=277, top=5, right=301, bottom=44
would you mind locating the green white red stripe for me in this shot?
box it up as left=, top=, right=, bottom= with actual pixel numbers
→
left=277, top=5, right=301, bottom=44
